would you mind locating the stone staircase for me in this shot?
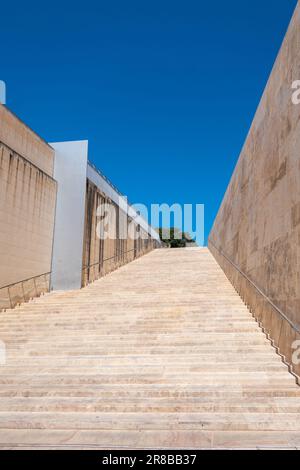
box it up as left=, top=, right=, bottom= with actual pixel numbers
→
left=0, top=248, right=299, bottom=449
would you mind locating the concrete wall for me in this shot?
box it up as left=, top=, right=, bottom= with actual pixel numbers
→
left=0, top=106, right=57, bottom=310
left=208, top=4, right=300, bottom=377
left=50, top=141, right=88, bottom=291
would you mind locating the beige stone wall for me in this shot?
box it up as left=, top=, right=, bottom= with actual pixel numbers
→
left=0, top=107, right=56, bottom=310
left=208, top=4, right=300, bottom=376
left=82, top=179, right=158, bottom=286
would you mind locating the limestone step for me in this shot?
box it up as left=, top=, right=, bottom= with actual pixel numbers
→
left=0, top=363, right=287, bottom=374
left=0, top=385, right=298, bottom=398
left=2, top=348, right=278, bottom=367
left=0, top=247, right=299, bottom=449
left=5, top=346, right=275, bottom=356
left=1, top=429, right=300, bottom=450
left=3, top=359, right=285, bottom=371
left=0, top=324, right=259, bottom=333
left=4, top=338, right=270, bottom=347
left=0, top=313, right=254, bottom=321
left=0, top=375, right=295, bottom=387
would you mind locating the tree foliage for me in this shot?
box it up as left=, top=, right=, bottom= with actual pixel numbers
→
left=158, top=227, right=194, bottom=248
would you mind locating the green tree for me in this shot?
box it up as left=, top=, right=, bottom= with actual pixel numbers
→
left=158, top=227, right=194, bottom=248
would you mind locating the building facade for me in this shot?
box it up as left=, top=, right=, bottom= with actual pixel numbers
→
left=0, top=104, right=160, bottom=311
left=209, top=4, right=300, bottom=377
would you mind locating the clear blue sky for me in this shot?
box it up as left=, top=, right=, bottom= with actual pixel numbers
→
left=1, top=0, right=297, bottom=243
